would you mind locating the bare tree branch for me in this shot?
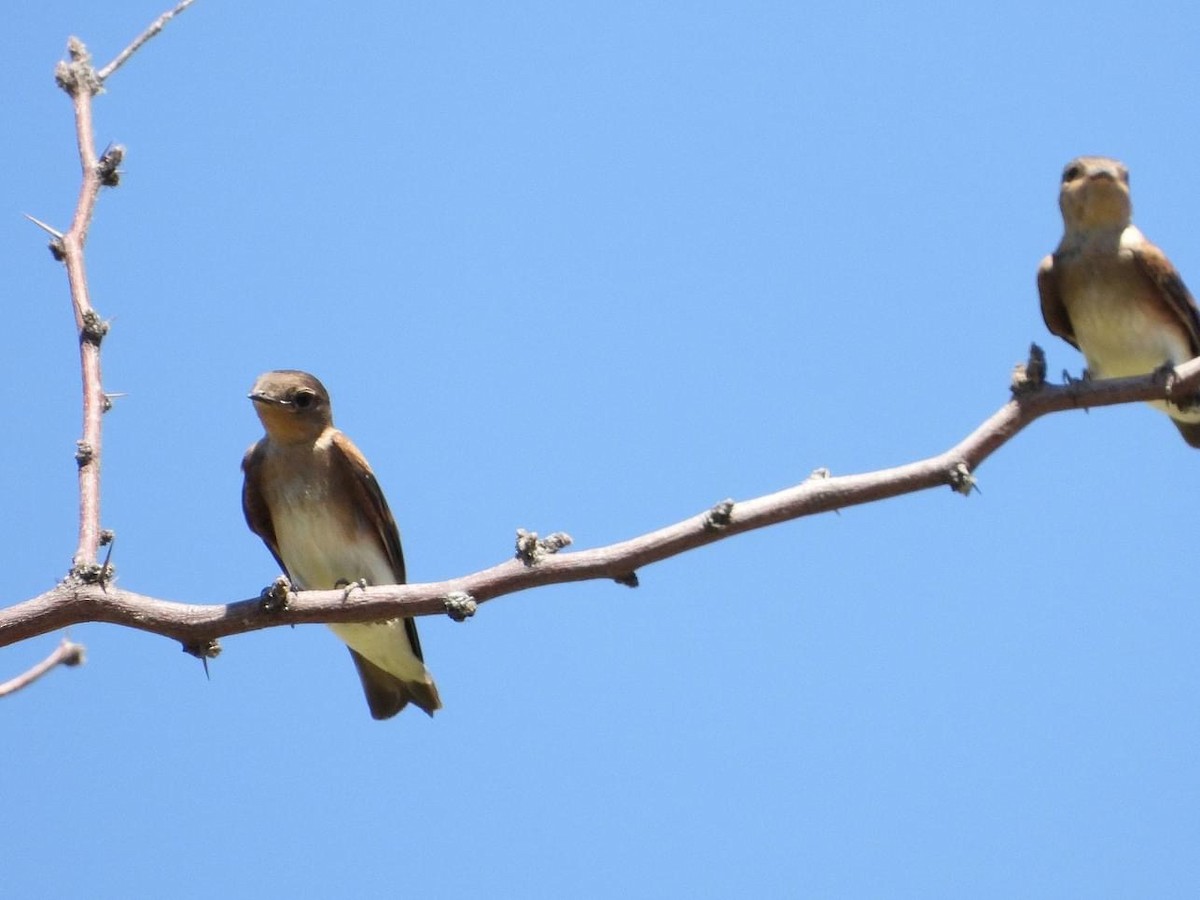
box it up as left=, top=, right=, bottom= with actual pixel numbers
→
left=96, top=0, right=196, bottom=82
left=0, top=638, right=86, bottom=698
left=38, top=5, right=193, bottom=578
left=14, top=5, right=1200, bottom=687
left=3, top=351, right=1198, bottom=654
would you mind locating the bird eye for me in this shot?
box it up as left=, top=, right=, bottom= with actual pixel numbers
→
left=1063, top=163, right=1083, bottom=183
left=292, top=389, right=315, bottom=410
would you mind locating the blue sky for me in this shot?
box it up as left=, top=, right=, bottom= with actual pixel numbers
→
left=5, top=1, right=1200, bottom=897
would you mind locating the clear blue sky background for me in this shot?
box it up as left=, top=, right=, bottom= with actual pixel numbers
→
left=5, top=1, right=1200, bottom=897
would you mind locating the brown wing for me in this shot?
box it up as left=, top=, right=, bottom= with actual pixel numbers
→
left=241, top=439, right=287, bottom=574
left=328, top=431, right=425, bottom=662
left=328, top=431, right=406, bottom=583
left=1037, top=253, right=1079, bottom=349
left=1131, top=242, right=1200, bottom=357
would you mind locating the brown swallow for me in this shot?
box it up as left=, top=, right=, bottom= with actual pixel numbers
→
left=1038, top=155, right=1200, bottom=446
left=241, top=370, right=441, bottom=719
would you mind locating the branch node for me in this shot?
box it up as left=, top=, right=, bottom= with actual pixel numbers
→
left=71, top=561, right=114, bottom=586
left=99, top=529, right=114, bottom=546
left=443, top=591, right=478, bottom=622
left=259, top=576, right=293, bottom=613
left=97, top=144, right=125, bottom=188
left=80, top=309, right=110, bottom=345
left=182, top=639, right=221, bottom=660
left=614, top=571, right=639, bottom=588
left=703, top=499, right=735, bottom=531
left=1154, top=361, right=1200, bottom=412
left=807, top=467, right=831, bottom=480
left=1011, top=343, right=1047, bottom=395
left=55, top=38, right=103, bottom=97
left=515, top=529, right=539, bottom=563
left=515, top=529, right=573, bottom=565
left=947, top=462, right=978, bottom=497
left=74, top=440, right=94, bottom=467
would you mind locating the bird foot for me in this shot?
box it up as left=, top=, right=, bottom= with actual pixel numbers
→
left=336, top=577, right=368, bottom=601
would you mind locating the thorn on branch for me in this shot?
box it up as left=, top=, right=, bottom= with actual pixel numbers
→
left=515, top=529, right=573, bottom=565
left=80, top=310, right=110, bottom=345
left=101, top=391, right=127, bottom=414
left=75, top=440, right=94, bottom=467
left=614, top=571, right=639, bottom=588
left=807, top=467, right=831, bottom=480
left=259, top=576, right=293, bottom=613
left=22, top=214, right=66, bottom=260
left=1011, top=343, right=1047, bottom=396
left=97, top=144, right=125, bottom=187
left=703, top=499, right=735, bottom=531
left=183, top=639, right=221, bottom=679
left=443, top=592, right=478, bottom=622
left=948, top=462, right=978, bottom=497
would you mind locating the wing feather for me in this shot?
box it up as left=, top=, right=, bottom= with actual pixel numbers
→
left=1131, top=243, right=1200, bottom=357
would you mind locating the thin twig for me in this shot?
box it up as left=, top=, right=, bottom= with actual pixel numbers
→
left=45, top=5, right=192, bottom=574
left=0, top=638, right=86, bottom=698
left=97, top=0, right=197, bottom=82
left=2, top=352, right=1198, bottom=650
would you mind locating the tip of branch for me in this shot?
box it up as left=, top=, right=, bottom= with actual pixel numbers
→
left=55, top=38, right=102, bottom=97
left=60, top=639, right=87, bottom=667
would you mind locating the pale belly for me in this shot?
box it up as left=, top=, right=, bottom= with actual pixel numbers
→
left=1068, top=284, right=1200, bottom=422
left=268, top=488, right=425, bottom=680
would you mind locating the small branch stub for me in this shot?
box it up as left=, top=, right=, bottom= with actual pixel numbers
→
left=97, top=144, right=125, bottom=187
left=71, top=560, right=114, bottom=585
left=703, top=499, right=735, bottom=531
left=614, top=572, right=639, bottom=588
left=80, top=310, right=109, bottom=345
left=948, top=462, right=977, bottom=497
left=260, top=576, right=292, bottom=613
left=515, top=529, right=574, bottom=565
left=443, top=592, right=478, bottom=622
left=1011, top=343, right=1048, bottom=396
left=183, top=639, right=221, bottom=660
